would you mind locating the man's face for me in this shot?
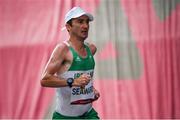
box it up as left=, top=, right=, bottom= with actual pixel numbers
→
left=69, top=15, right=90, bottom=40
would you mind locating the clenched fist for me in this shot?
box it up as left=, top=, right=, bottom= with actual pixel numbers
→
left=73, top=74, right=91, bottom=88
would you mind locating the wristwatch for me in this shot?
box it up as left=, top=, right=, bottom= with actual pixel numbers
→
left=67, top=78, right=74, bottom=88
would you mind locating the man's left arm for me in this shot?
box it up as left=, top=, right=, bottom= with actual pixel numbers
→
left=89, top=43, right=100, bottom=101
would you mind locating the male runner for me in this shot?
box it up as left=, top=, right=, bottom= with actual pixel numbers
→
left=41, top=7, right=100, bottom=119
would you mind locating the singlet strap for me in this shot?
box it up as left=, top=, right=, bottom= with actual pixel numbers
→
left=63, top=41, right=70, bottom=47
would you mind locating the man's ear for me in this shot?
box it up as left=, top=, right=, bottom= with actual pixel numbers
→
left=65, top=24, right=71, bottom=32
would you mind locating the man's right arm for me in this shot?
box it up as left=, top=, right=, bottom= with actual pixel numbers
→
left=40, top=43, right=91, bottom=88
left=40, top=44, right=69, bottom=87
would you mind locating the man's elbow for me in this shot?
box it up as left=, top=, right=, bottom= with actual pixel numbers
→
left=40, top=79, right=47, bottom=87
left=40, top=73, right=50, bottom=87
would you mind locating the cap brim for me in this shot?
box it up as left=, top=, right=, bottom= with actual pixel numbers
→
left=84, top=13, right=94, bottom=21
left=72, top=12, right=94, bottom=21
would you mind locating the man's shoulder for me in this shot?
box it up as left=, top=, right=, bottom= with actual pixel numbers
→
left=55, top=42, right=69, bottom=52
left=51, top=42, right=70, bottom=57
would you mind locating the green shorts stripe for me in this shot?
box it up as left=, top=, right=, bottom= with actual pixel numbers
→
left=52, top=108, right=99, bottom=119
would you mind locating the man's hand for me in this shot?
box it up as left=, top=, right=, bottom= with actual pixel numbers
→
left=93, top=87, right=100, bottom=101
left=73, top=74, right=91, bottom=88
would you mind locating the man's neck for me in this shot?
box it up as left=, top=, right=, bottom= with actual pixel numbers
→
left=69, top=37, right=85, bottom=51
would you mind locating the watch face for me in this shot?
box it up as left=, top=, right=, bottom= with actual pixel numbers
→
left=67, top=78, right=74, bottom=83
left=67, top=78, right=74, bottom=87
left=68, top=78, right=73, bottom=83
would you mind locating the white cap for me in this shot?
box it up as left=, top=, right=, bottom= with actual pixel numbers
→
left=61, top=7, right=94, bottom=31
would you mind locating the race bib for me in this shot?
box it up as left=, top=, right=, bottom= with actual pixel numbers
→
left=70, top=80, right=95, bottom=105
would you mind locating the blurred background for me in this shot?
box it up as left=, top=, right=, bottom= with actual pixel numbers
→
left=1, top=0, right=180, bottom=119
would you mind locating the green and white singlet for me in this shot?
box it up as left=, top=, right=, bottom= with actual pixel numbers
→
left=55, top=41, right=95, bottom=116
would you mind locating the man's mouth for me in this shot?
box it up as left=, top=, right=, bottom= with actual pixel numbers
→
left=82, top=30, right=87, bottom=33
left=81, top=31, right=88, bottom=35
